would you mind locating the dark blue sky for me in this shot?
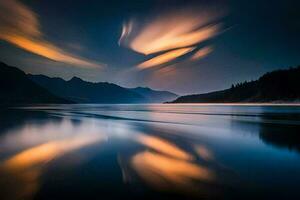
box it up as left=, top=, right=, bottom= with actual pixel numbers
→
left=0, top=0, right=299, bottom=94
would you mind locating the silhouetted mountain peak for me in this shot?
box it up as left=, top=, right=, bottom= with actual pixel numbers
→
left=29, top=73, right=177, bottom=103
left=133, top=87, right=152, bottom=91
left=0, top=62, right=70, bottom=104
left=0, top=62, right=25, bottom=75
left=69, top=76, right=84, bottom=83
left=27, top=74, right=65, bottom=82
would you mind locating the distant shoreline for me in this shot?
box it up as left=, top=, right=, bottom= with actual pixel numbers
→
left=165, top=102, right=300, bottom=106
left=1, top=102, right=300, bottom=108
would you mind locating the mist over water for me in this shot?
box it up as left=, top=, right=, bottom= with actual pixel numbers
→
left=0, top=104, right=300, bottom=200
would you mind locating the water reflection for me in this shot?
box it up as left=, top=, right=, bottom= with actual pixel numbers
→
left=127, top=133, right=219, bottom=197
left=1, top=134, right=105, bottom=200
left=131, top=151, right=214, bottom=192
left=135, top=133, right=192, bottom=160
left=259, top=124, right=300, bottom=153
left=0, top=110, right=106, bottom=200
left=194, top=145, right=214, bottom=161
left=0, top=105, right=300, bottom=199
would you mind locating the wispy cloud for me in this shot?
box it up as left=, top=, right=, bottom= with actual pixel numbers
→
left=0, top=0, right=103, bottom=68
left=118, top=20, right=134, bottom=46
left=138, top=47, right=195, bottom=69
left=119, top=7, right=224, bottom=69
left=190, top=46, right=214, bottom=61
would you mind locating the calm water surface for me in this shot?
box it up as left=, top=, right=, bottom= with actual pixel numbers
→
left=0, top=104, right=300, bottom=200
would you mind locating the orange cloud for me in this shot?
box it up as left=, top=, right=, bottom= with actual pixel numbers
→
left=132, top=24, right=219, bottom=55
left=190, top=46, right=213, bottom=61
left=0, top=0, right=102, bottom=68
left=119, top=7, right=223, bottom=69
left=137, top=47, right=195, bottom=69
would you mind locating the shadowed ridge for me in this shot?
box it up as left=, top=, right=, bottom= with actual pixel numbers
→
left=129, top=87, right=178, bottom=103
left=28, top=75, right=178, bottom=103
left=28, top=74, right=146, bottom=103
left=0, top=62, right=71, bottom=104
left=170, top=66, right=300, bottom=103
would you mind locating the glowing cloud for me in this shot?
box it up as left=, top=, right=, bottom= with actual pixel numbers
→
left=118, top=20, right=134, bottom=46
left=0, top=0, right=102, bottom=68
left=137, top=47, right=195, bottom=69
left=119, top=7, right=223, bottom=69
left=132, top=24, right=219, bottom=55
left=190, top=46, right=214, bottom=61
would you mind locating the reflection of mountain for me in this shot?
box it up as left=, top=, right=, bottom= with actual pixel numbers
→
left=28, top=75, right=178, bottom=104
left=0, top=106, right=236, bottom=199
left=0, top=62, right=70, bottom=104
left=170, top=66, right=300, bottom=103
left=259, top=124, right=300, bottom=153
left=228, top=111, right=300, bottom=154
left=0, top=108, right=59, bottom=135
left=257, top=112, right=300, bottom=153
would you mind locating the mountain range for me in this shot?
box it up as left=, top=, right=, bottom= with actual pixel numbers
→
left=170, top=66, right=300, bottom=103
left=2, top=61, right=299, bottom=104
left=28, top=75, right=178, bottom=103
left=0, top=61, right=177, bottom=104
left=0, top=62, right=70, bottom=104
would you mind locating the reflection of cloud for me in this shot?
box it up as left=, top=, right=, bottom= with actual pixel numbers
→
left=119, top=7, right=224, bottom=69
left=3, top=135, right=104, bottom=170
left=0, top=0, right=102, bottom=68
left=137, top=47, right=195, bottom=69
left=195, top=145, right=214, bottom=161
left=0, top=119, right=106, bottom=200
left=0, top=135, right=104, bottom=200
left=135, top=133, right=192, bottom=160
left=128, top=133, right=217, bottom=194
left=131, top=151, right=215, bottom=192
left=0, top=120, right=101, bottom=150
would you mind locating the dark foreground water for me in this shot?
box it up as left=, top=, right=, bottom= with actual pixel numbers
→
left=0, top=104, right=300, bottom=200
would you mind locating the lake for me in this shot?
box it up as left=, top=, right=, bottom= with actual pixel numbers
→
left=0, top=104, right=300, bottom=200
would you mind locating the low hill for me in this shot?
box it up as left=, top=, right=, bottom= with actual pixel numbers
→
left=170, top=66, right=300, bottom=103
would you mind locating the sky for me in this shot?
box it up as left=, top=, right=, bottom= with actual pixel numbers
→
left=0, top=0, right=299, bottom=95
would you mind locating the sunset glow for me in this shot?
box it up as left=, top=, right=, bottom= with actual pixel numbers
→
left=119, top=7, right=223, bottom=69
left=137, top=47, right=195, bottom=69
left=0, top=0, right=299, bottom=199
left=0, top=0, right=102, bottom=68
left=190, top=46, right=214, bottom=61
